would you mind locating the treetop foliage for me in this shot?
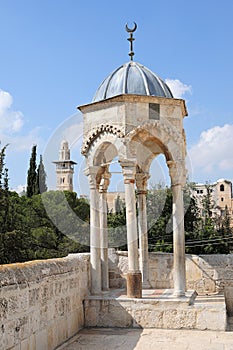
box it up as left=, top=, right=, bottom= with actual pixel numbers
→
left=0, top=143, right=232, bottom=265
left=26, top=145, right=47, bottom=197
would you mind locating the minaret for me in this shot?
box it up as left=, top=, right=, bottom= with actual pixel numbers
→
left=53, top=140, right=76, bottom=191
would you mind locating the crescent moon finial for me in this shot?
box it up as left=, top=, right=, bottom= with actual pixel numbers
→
left=125, top=22, right=137, bottom=61
left=125, top=22, right=137, bottom=33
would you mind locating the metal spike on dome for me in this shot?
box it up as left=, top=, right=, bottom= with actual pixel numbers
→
left=125, top=22, right=137, bottom=61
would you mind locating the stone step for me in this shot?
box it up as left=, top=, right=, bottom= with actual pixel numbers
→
left=84, top=289, right=226, bottom=331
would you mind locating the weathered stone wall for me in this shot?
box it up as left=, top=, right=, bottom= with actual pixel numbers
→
left=0, top=253, right=90, bottom=350
left=2, top=250, right=233, bottom=349
left=109, top=250, right=233, bottom=294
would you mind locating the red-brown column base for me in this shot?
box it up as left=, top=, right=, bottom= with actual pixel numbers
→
left=127, top=271, right=142, bottom=298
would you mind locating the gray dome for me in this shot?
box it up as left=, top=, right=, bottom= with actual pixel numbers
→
left=93, top=61, right=173, bottom=102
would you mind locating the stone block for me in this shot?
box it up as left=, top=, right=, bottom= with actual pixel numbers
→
left=0, top=297, right=8, bottom=318
left=47, top=323, right=58, bottom=350
left=134, top=308, right=163, bottom=328
left=35, top=329, right=48, bottom=350
left=4, top=320, right=16, bottom=349
left=29, top=288, right=40, bottom=307
left=67, top=310, right=80, bottom=338
left=195, top=305, right=226, bottom=331
left=163, top=308, right=196, bottom=329
left=20, top=335, right=36, bottom=350
left=56, top=317, right=69, bottom=346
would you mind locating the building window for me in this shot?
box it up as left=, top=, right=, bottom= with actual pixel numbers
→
left=149, top=103, right=160, bottom=120
left=221, top=197, right=224, bottom=202
left=220, top=184, right=224, bottom=192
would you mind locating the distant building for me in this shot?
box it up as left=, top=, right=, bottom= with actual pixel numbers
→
left=107, top=192, right=125, bottom=212
left=53, top=140, right=76, bottom=191
left=192, top=179, right=233, bottom=225
left=107, top=179, right=233, bottom=226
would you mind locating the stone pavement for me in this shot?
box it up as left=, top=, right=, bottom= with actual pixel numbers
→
left=57, top=327, right=233, bottom=350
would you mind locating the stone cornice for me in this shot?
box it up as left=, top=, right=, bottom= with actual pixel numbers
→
left=78, top=94, right=188, bottom=118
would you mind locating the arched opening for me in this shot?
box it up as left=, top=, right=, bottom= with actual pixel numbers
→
left=147, top=154, right=172, bottom=254
left=149, top=154, right=171, bottom=188
left=85, top=117, right=187, bottom=297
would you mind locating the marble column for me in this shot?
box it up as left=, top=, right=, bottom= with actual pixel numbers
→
left=99, top=171, right=111, bottom=291
left=85, top=166, right=101, bottom=295
left=122, top=162, right=142, bottom=298
left=136, top=172, right=151, bottom=289
left=168, top=161, right=186, bottom=297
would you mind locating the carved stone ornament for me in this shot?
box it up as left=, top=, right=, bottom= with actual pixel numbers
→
left=82, top=124, right=124, bottom=156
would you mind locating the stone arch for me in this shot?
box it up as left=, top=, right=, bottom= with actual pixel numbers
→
left=85, top=131, right=126, bottom=169
left=81, top=125, right=124, bottom=156
left=126, top=120, right=185, bottom=163
left=125, top=126, right=184, bottom=178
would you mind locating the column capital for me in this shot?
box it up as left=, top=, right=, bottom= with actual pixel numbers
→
left=120, top=160, right=136, bottom=184
left=135, top=172, right=150, bottom=194
left=84, top=166, right=100, bottom=189
left=167, top=160, right=186, bottom=187
left=99, top=171, right=111, bottom=193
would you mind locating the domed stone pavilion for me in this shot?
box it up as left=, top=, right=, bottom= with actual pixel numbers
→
left=78, top=24, right=188, bottom=298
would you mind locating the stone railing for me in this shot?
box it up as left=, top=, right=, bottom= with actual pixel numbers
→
left=109, top=249, right=233, bottom=294
left=0, top=253, right=90, bottom=350
left=2, top=250, right=233, bottom=349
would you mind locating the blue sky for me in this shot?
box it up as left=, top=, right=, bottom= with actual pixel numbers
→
left=0, top=0, right=233, bottom=194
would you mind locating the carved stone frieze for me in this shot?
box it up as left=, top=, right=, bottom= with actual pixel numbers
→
left=82, top=124, right=124, bottom=156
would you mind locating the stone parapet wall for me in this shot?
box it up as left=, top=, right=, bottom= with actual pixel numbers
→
left=84, top=296, right=226, bottom=331
left=2, top=250, right=233, bottom=349
left=0, top=253, right=90, bottom=350
left=109, top=250, right=233, bottom=294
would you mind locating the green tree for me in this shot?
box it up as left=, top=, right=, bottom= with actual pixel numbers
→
left=35, top=154, right=47, bottom=194
left=108, top=206, right=127, bottom=249
left=0, top=144, right=9, bottom=189
left=26, top=145, right=37, bottom=197
left=147, top=184, right=173, bottom=252
left=183, top=182, right=202, bottom=254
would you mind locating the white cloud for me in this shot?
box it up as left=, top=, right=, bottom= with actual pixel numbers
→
left=165, top=79, right=192, bottom=99
left=0, top=125, right=43, bottom=153
left=0, top=89, right=44, bottom=154
left=13, top=184, right=26, bottom=194
left=0, top=89, right=24, bottom=134
left=189, top=124, right=233, bottom=176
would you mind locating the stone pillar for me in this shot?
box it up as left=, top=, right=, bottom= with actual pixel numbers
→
left=122, top=162, right=142, bottom=298
left=136, top=172, right=151, bottom=289
left=168, top=161, right=186, bottom=297
left=85, top=166, right=101, bottom=295
left=99, top=171, right=111, bottom=290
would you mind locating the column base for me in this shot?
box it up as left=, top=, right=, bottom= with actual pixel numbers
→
left=127, top=271, right=142, bottom=298
left=173, top=289, right=186, bottom=298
